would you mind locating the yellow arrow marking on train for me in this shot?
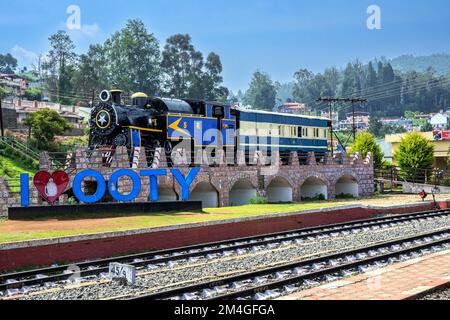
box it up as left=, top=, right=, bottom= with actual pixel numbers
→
left=169, top=117, right=190, bottom=136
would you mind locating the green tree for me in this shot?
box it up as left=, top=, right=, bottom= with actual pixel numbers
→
left=0, top=87, right=8, bottom=100
left=161, top=34, right=202, bottom=98
left=341, top=63, right=356, bottom=97
left=243, top=71, right=277, bottom=111
left=71, top=44, right=109, bottom=97
left=23, top=109, right=73, bottom=151
left=0, top=53, right=17, bottom=74
left=203, top=52, right=228, bottom=101
left=349, top=132, right=384, bottom=169
left=394, top=132, right=434, bottom=180
left=23, top=87, right=42, bottom=101
left=366, top=62, right=377, bottom=87
left=368, top=117, right=383, bottom=138
left=105, top=19, right=161, bottom=94
left=292, top=68, right=314, bottom=102
left=421, top=122, right=433, bottom=132
left=42, top=30, right=77, bottom=104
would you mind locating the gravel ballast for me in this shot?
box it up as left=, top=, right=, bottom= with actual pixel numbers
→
left=3, top=214, right=449, bottom=300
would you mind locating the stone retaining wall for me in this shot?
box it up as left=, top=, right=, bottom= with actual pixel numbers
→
left=0, top=147, right=374, bottom=216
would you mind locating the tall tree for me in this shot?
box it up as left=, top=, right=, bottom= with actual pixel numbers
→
left=71, top=44, right=109, bottom=100
left=203, top=52, right=228, bottom=101
left=161, top=35, right=227, bottom=100
left=105, top=19, right=161, bottom=94
left=243, top=71, right=277, bottom=111
left=161, top=34, right=203, bottom=98
left=341, top=63, right=356, bottom=97
left=366, top=62, right=377, bottom=87
left=42, top=30, right=77, bottom=104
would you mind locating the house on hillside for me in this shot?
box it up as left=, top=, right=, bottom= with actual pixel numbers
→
left=0, top=74, right=28, bottom=96
left=430, top=112, right=450, bottom=130
left=278, top=102, right=306, bottom=114
left=338, top=112, right=370, bottom=131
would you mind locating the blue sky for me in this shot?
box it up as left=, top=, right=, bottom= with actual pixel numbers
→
left=1, top=0, right=450, bottom=92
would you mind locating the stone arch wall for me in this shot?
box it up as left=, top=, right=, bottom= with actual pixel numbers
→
left=189, top=181, right=220, bottom=208
left=299, top=174, right=330, bottom=200
left=0, top=149, right=375, bottom=216
left=266, top=176, right=294, bottom=203
left=228, top=179, right=259, bottom=206
left=334, top=175, right=359, bottom=198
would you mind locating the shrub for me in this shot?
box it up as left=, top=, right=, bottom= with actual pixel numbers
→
left=302, top=194, right=326, bottom=201
left=249, top=197, right=268, bottom=205
left=336, top=193, right=355, bottom=199
left=349, top=132, right=384, bottom=169
left=394, top=132, right=434, bottom=182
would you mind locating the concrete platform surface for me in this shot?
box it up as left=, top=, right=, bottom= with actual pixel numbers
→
left=277, top=249, right=450, bottom=300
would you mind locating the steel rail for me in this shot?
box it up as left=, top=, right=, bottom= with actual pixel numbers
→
left=129, top=228, right=450, bottom=301
left=1, top=208, right=449, bottom=292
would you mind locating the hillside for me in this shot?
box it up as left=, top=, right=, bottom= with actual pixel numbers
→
left=390, top=54, right=450, bottom=76
left=0, top=143, right=39, bottom=185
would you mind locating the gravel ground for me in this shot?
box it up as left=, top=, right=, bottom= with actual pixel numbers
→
left=5, top=214, right=450, bottom=300
left=417, top=287, right=450, bottom=300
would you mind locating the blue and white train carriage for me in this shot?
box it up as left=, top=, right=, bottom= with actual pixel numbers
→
left=236, top=109, right=331, bottom=159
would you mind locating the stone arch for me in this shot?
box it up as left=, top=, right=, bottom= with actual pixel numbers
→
left=229, top=179, right=258, bottom=206
left=190, top=181, right=219, bottom=208
left=150, top=184, right=179, bottom=202
left=300, top=176, right=329, bottom=200
left=267, top=176, right=294, bottom=203
left=335, top=174, right=359, bottom=198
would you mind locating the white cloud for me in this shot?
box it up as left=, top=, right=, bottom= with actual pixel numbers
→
left=80, top=23, right=101, bottom=37
left=68, top=23, right=102, bottom=39
left=10, top=45, right=38, bottom=68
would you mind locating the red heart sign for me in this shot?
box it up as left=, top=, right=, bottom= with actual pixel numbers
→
left=33, top=171, right=69, bottom=204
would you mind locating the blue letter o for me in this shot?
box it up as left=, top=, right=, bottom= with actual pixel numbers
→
left=73, top=170, right=106, bottom=203
left=108, top=169, right=141, bottom=202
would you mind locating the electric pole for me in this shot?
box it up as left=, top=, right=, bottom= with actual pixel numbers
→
left=316, top=97, right=367, bottom=155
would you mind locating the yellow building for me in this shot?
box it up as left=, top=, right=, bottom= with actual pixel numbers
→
left=385, top=131, right=450, bottom=169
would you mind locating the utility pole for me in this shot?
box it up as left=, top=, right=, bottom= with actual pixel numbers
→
left=0, top=99, right=4, bottom=137
left=316, top=97, right=367, bottom=155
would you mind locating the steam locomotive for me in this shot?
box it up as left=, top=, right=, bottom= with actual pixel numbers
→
left=88, top=89, right=331, bottom=163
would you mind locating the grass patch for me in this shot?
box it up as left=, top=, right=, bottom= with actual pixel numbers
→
left=0, top=202, right=345, bottom=244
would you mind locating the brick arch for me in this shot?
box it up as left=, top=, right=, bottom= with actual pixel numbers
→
left=331, top=171, right=361, bottom=186
left=298, top=173, right=330, bottom=189
left=332, top=172, right=361, bottom=198
left=266, top=172, right=295, bottom=190
left=266, top=174, right=295, bottom=203
left=157, top=183, right=180, bottom=200
left=189, top=179, right=221, bottom=194
left=228, top=175, right=259, bottom=192
left=228, top=177, right=260, bottom=207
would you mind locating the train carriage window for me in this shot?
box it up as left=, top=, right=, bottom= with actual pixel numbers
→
left=298, top=127, right=302, bottom=138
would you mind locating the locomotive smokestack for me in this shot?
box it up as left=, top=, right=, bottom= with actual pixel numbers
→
left=110, top=89, right=123, bottom=105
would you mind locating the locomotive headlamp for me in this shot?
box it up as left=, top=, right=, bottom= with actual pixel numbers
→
left=99, top=90, right=111, bottom=102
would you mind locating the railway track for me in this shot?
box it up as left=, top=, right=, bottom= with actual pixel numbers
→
left=1, top=208, right=449, bottom=295
left=129, top=228, right=450, bottom=300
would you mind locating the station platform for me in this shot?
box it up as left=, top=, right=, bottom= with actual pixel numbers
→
left=278, top=249, right=450, bottom=300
